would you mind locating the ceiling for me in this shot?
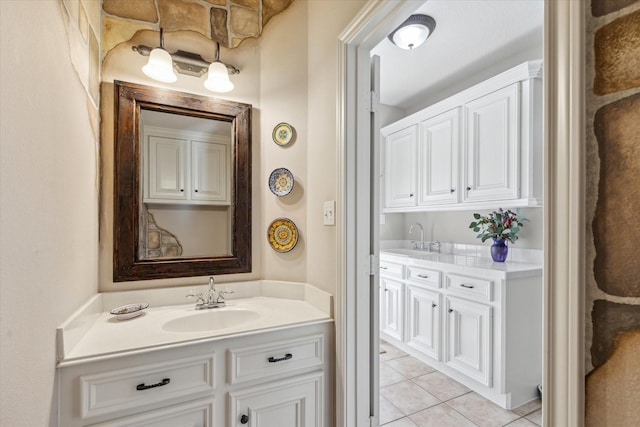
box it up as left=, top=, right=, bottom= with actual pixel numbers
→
left=371, top=0, right=544, bottom=111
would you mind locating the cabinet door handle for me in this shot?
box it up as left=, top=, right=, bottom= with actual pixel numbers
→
left=460, top=284, right=475, bottom=289
left=466, top=186, right=472, bottom=191
left=432, top=303, right=437, bottom=308
left=136, top=378, right=170, bottom=391
left=450, top=188, right=455, bottom=193
left=417, top=274, right=429, bottom=279
left=268, top=353, right=293, bottom=363
left=240, top=414, right=249, bottom=424
left=448, top=308, right=454, bottom=313
left=180, top=189, right=184, bottom=192
left=195, top=189, right=199, bottom=192
left=410, top=193, right=414, bottom=197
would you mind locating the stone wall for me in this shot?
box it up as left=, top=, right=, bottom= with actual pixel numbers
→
left=102, top=0, right=292, bottom=51
left=585, top=0, right=640, bottom=425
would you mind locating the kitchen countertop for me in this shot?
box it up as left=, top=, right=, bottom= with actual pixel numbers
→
left=381, top=248, right=542, bottom=278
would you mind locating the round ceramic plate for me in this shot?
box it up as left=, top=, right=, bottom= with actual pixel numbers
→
left=267, top=218, right=298, bottom=253
left=269, top=168, right=294, bottom=196
left=110, top=303, right=149, bottom=320
left=272, top=122, right=293, bottom=146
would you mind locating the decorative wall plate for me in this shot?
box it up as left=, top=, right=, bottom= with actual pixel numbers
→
left=267, top=218, right=298, bottom=253
left=272, top=122, right=293, bottom=146
left=269, top=168, right=294, bottom=196
left=110, top=303, right=149, bottom=320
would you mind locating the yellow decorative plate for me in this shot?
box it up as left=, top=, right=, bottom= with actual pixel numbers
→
left=267, top=218, right=298, bottom=253
left=272, top=122, right=294, bottom=146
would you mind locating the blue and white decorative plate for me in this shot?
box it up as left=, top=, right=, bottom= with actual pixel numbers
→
left=269, top=167, right=294, bottom=196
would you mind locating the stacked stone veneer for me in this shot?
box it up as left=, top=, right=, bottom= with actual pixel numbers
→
left=585, top=1, right=640, bottom=425
left=140, top=210, right=183, bottom=259
left=102, top=0, right=292, bottom=51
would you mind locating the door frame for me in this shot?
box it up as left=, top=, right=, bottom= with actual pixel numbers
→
left=335, top=1, right=585, bottom=426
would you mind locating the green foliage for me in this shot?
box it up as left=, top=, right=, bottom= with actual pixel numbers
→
left=468, top=208, right=527, bottom=244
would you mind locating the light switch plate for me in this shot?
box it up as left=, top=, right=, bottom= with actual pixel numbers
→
left=323, top=200, right=336, bottom=226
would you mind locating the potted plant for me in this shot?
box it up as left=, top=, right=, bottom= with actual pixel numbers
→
left=469, top=208, right=526, bottom=262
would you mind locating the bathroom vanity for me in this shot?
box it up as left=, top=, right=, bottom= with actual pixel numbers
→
left=379, top=249, right=542, bottom=409
left=56, top=281, right=333, bottom=427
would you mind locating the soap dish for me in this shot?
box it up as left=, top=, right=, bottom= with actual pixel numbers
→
left=110, top=303, right=149, bottom=320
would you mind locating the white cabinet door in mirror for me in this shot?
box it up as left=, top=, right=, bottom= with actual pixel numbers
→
left=148, top=135, right=189, bottom=201
left=191, top=139, right=229, bottom=202
left=418, top=108, right=460, bottom=206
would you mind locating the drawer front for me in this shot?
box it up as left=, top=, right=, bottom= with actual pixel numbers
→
left=91, top=398, right=214, bottom=427
left=380, top=260, right=404, bottom=278
left=80, top=354, right=215, bottom=421
left=229, top=334, right=324, bottom=384
left=407, top=265, right=441, bottom=289
left=446, top=274, right=493, bottom=302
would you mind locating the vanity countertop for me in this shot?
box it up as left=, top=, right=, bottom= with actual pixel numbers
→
left=381, top=248, right=542, bottom=278
left=56, top=280, right=333, bottom=366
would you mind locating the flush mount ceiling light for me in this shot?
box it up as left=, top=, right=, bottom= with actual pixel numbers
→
left=388, top=14, right=436, bottom=50
left=133, top=28, right=240, bottom=92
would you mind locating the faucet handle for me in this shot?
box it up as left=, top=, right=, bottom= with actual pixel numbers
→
left=186, top=292, right=205, bottom=306
left=216, top=290, right=234, bottom=304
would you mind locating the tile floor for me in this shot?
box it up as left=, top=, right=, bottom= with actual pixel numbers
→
left=379, top=341, right=542, bottom=427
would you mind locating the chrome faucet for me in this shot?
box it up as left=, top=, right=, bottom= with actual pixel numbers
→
left=409, top=222, right=425, bottom=250
left=186, top=276, right=233, bottom=310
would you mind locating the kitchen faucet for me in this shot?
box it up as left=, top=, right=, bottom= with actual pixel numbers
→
left=409, top=222, right=425, bottom=250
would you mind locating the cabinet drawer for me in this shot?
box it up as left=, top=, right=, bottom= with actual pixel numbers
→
left=91, top=398, right=214, bottom=427
left=80, top=354, right=215, bottom=421
left=407, top=265, right=441, bottom=289
left=380, top=260, right=404, bottom=278
left=446, top=274, right=493, bottom=302
left=229, top=334, right=324, bottom=384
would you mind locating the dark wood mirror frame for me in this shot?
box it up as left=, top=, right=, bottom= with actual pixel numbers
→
left=113, top=81, right=251, bottom=281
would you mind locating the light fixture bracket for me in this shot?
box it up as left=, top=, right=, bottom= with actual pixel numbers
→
left=132, top=44, right=240, bottom=78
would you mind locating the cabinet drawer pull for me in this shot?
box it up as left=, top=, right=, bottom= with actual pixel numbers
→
left=136, top=378, right=170, bottom=391
left=380, top=266, right=388, bottom=270
left=460, top=284, right=475, bottom=289
left=268, top=353, right=293, bottom=363
left=241, top=414, right=249, bottom=424
left=417, top=274, right=429, bottom=279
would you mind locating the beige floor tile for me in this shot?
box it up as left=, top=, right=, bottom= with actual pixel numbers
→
left=411, top=371, right=471, bottom=401
left=381, top=362, right=407, bottom=387
left=511, top=399, right=542, bottom=417
left=409, top=403, right=477, bottom=427
left=380, top=395, right=405, bottom=425
left=505, top=418, right=538, bottom=426
left=380, top=341, right=407, bottom=361
left=525, top=409, right=542, bottom=426
left=385, top=355, right=436, bottom=379
left=447, top=392, right=520, bottom=427
left=382, top=417, right=419, bottom=427
left=380, top=380, right=441, bottom=415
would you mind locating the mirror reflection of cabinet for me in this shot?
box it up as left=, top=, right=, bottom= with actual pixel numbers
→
left=143, top=126, right=231, bottom=205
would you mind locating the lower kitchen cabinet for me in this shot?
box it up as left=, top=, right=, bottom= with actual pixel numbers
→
left=406, top=285, right=440, bottom=361
left=444, top=295, right=493, bottom=387
left=380, top=276, right=404, bottom=341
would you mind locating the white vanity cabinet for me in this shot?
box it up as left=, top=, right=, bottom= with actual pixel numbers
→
left=58, top=321, right=332, bottom=427
left=379, top=252, right=542, bottom=409
left=379, top=259, right=406, bottom=341
left=381, top=60, right=542, bottom=212
left=143, top=126, right=231, bottom=206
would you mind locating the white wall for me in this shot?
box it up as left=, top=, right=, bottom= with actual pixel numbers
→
left=0, top=2, right=99, bottom=426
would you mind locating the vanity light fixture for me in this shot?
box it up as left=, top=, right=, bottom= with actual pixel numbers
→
left=133, top=28, right=240, bottom=92
left=388, top=14, right=436, bottom=50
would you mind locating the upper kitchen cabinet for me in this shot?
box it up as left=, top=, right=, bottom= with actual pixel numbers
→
left=381, top=60, right=543, bottom=212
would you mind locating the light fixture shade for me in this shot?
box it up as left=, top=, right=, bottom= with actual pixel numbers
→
left=204, top=61, right=234, bottom=93
left=388, top=14, right=436, bottom=50
left=142, top=48, right=177, bottom=82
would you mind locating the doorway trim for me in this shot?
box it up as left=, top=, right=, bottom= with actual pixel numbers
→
left=336, top=1, right=585, bottom=426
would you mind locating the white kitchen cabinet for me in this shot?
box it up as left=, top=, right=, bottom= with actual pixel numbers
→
left=144, top=126, right=231, bottom=206
left=381, top=276, right=405, bottom=341
left=384, top=125, right=417, bottom=208
left=463, top=83, right=520, bottom=203
left=418, top=108, right=460, bottom=206
left=406, top=285, right=441, bottom=361
left=445, top=295, right=493, bottom=387
left=58, top=322, right=332, bottom=427
left=381, top=60, right=543, bottom=212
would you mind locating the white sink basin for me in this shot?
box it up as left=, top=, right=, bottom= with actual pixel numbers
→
left=162, top=308, right=260, bottom=333
left=383, top=248, right=440, bottom=257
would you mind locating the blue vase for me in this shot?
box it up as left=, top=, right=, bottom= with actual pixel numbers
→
left=491, top=238, right=508, bottom=262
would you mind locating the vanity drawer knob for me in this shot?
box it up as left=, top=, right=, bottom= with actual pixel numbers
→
left=136, top=378, right=170, bottom=391
left=240, top=414, right=249, bottom=424
left=268, top=353, right=293, bottom=363
left=460, top=284, right=475, bottom=289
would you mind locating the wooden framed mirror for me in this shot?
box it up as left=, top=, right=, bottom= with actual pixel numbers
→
left=113, top=81, right=251, bottom=281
